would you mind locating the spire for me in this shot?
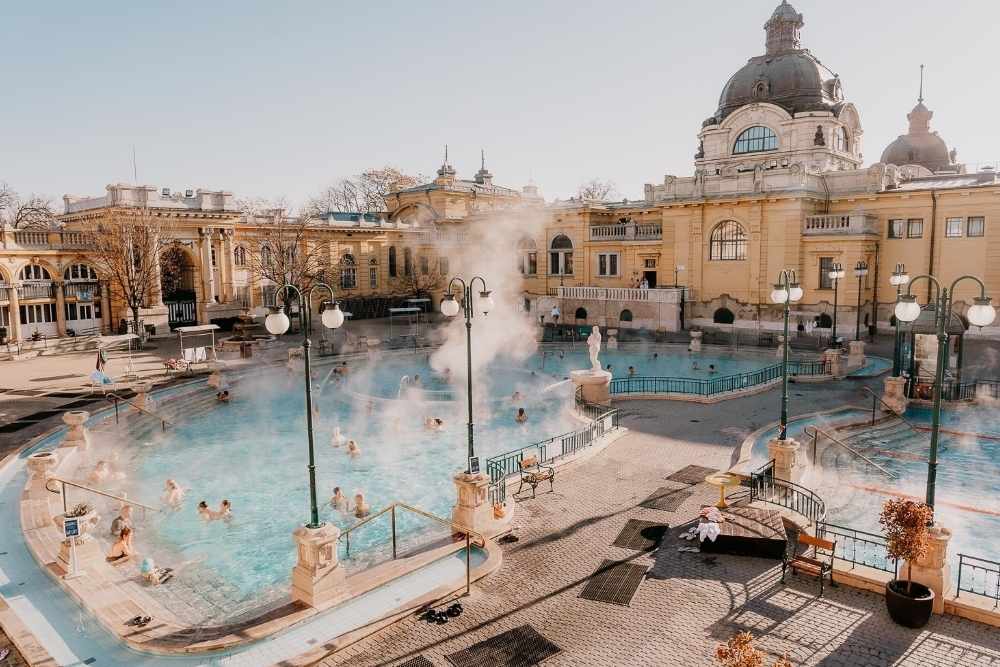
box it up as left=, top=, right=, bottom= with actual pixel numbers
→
left=764, top=1, right=803, bottom=55
left=907, top=65, right=932, bottom=134
left=436, top=144, right=456, bottom=179
left=474, top=149, right=493, bottom=185
left=918, top=64, right=924, bottom=103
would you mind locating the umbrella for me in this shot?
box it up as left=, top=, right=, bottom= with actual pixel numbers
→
left=96, top=348, right=108, bottom=372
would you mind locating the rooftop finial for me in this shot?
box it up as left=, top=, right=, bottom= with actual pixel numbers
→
left=444, top=144, right=449, bottom=165
left=918, top=64, right=924, bottom=103
left=481, top=150, right=485, bottom=170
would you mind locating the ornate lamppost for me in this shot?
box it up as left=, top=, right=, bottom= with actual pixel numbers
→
left=894, top=274, right=995, bottom=516
left=440, top=277, right=494, bottom=464
left=828, top=262, right=845, bottom=347
left=769, top=270, right=802, bottom=439
left=854, top=260, right=869, bottom=341
left=264, top=283, right=344, bottom=528
left=889, top=263, right=910, bottom=376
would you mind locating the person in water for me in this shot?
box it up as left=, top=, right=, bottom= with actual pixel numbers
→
left=628, top=366, right=637, bottom=376
left=197, top=501, right=213, bottom=521
left=108, top=452, right=127, bottom=480
left=412, top=374, right=421, bottom=387
left=106, top=526, right=135, bottom=565
left=330, top=486, right=350, bottom=511
left=511, top=391, right=525, bottom=402
left=354, top=494, right=371, bottom=518
left=709, top=364, right=717, bottom=374
left=365, top=400, right=374, bottom=412
left=141, top=554, right=207, bottom=585
left=217, top=390, right=230, bottom=402
left=160, top=479, right=186, bottom=507
left=347, top=440, right=361, bottom=456
left=424, top=417, right=436, bottom=430
left=110, top=505, right=133, bottom=537
left=692, top=362, right=699, bottom=371
left=88, top=460, right=110, bottom=486
left=516, top=407, right=528, bottom=423
left=331, top=427, right=347, bottom=447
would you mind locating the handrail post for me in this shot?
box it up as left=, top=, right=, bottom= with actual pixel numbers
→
left=391, top=505, right=397, bottom=560
left=465, top=532, right=471, bottom=596
left=872, top=393, right=877, bottom=426
left=956, top=554, right=963, bottom=598
left=114, top=396, right=119, bottom=423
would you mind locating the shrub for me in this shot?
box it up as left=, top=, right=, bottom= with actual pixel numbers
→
left=716, top=631, right=793, bottom=667
left=66, top=502, right=93, bottom=518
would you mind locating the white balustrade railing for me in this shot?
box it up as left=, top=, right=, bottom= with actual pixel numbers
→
left=557, top=286, right=678, bottom=302
left=588, top=222, right=662, bottom=241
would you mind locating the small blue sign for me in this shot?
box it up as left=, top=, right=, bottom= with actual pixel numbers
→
left=468, top=456, right=481, bottom=475
left=63, top=518, right=80, bottom=538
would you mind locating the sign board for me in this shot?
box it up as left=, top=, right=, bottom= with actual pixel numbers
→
left=63, top=518, right=80, bottom=539
left=468, top=456, right=481, bottom=475
left=676, top=265, right=686, bottom=271
left=78, top=290, right=93, bottom=302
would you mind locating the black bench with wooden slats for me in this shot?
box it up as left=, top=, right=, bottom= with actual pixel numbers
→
left=517, top=456, right=555, bottom=498
left=781, top=532, right=836, bottom=596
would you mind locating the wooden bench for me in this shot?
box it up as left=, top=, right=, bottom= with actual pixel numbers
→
left=781, top=532, right=836, bottom=596
left=517, top=456, right=555, bottom=498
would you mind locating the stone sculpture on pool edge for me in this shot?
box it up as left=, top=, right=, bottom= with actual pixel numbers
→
left=588, top=325, right=602, bottom=372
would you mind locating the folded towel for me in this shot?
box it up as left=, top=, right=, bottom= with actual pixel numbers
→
left=183, top=348, right=196, bottom=362
left=698, top=522, right=721, bottom=542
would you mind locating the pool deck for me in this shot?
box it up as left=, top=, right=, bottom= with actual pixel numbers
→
left=6, top=328, right=1000, bottom=666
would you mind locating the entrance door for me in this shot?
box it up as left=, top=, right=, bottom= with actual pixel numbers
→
left=643, top=271, right=657, bottom=288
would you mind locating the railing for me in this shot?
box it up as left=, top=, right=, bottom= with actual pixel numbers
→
left=63, top=282, right=100, bottom=300
left=46, top=477, right=162, bottom=517
left=12, top=231, right=50, bottom=246
left=818, top=522, right=896, bottom=574
left=106, top=392, right=174, bottom=430
left=557, top=285, right=679, bottom=303
left=0, top=286, right=9, bottom=302
left=957, top=553, right=1000, bottom=607
left=18, top=283, right=55, bottom=299
left=749, top=459, right=827, bottom=525
left=485, top=398, right=620, bottom=504
left=587, top=222, right=662, bottom=241
left=860, top=387, right=930, bottom=440
left=904, top=377, right=978, bottom=402
left=609, top=361, right=829, bottom=398
left=803, top=211, right=878, bottom=236
left=804, top=424, right=894, bottom=477
left=411, top=231, right=474, bottom=246
left=337, top=502, right=483, bottom=596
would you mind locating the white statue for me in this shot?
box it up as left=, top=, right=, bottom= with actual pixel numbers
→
left=588, top=326, right=602, bottom=372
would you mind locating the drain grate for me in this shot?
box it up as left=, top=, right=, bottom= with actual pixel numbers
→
left=445, top=624, right=561, bottom=667
left=666, top=465, right=719, bottom=485
left=397, top=657, right=435, bottom=667
left=579, top=559, right=648, bottom=606
left=640, top=486, right=694, bottom=512
left=612, top=520, right=668, bottom=551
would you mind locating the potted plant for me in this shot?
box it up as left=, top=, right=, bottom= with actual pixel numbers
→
left=53, top=501, right=101, bottom=539
left=879, top=497, right=935, bottom=628
left=716, top=631, right=792, bottom=667
left=0, top=326, right=7, bottom=344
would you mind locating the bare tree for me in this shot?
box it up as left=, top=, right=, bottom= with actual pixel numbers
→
left=80, top=205, right=177, bottom=344
left=389, top=249, right=447, bottom=299
left=306, top=166, right=424, bottom=215
left=0, top=182, right=56, bottom=229
left=577, top=178, right=620, bottom=202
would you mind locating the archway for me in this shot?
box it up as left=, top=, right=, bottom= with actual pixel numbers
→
left=620, top=309, right=633, bottom=322
left=575, top=307, right=587, bottom=321
left=161, top=245, right=197, bottom=329
left=818, top=313, right=832, bottom=329
left=713, top=307, right=735, bottom=324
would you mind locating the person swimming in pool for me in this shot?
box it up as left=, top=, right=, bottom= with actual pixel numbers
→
left=330, top=486, right=351, bottom=512
left=347, top=440, right=361, bottom=456
left=332, top=426, right=347, bottom=447
left=159, top=479, right=186, bottom=507
left=354, top=494, right=371, bottom=518
left=516, top=407, right=528, bottom=423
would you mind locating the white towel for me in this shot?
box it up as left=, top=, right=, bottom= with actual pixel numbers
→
left=698, top=522, right=721, bottom=542
left=195, top=347, right=207, bottom=362
left=183, top=348, right=196, bottom=362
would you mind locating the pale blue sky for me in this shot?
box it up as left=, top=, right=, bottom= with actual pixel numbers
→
left=4, top=0, right=999, bottom=209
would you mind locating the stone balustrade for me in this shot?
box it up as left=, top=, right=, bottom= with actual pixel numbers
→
left=588, top=222, right=662, bottom=241
left=558, top=285, right=680, bottom=303
left=803, top=205, right=878, bottom=236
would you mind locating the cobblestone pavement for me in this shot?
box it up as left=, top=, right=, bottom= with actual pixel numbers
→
left=320, top=392, right=1000, bottom=667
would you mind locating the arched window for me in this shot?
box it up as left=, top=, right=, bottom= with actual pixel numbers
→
left=340, top=254, right=357, bottom=289
left=819, top=313, right=832, bottom=328
left=575, top=307, right=587, bottom=321
left=403, top=247, right=413, bottom=277
left=709, top=221, right=747, bottom=260
left=549, top=234, right=574, bottom=276
left=620, top=309, right=633, bottom=322
left=63, top=264, right=98, bottom=281
left=516, top=235, right=537, bottom=276
left=835, top=127, right=849, bottom=152
left=368, top=258, right=378, bottom=287
left=733, top=126, right=778, bottom=154
left=20, top=265, right=51, bottom=281
left=233, top=246, right=247, bottom=266
left=713, top=308, right=735, bottom=324
left=260, top=245, right=272, bottom=266
left=388, top=246, right=398, bottom=277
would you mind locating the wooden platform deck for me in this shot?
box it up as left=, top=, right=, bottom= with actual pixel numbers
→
left=698, top=506, right=787, bottom=559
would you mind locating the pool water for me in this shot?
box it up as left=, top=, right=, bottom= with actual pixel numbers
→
left=46, top=345, right=782, bottom=617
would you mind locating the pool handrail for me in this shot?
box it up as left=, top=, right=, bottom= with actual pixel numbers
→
left=804, top=424, right=895, bottom=478
left=749, top=460, right=827, bottom=526
left=337, top=501, right=485, bottom=596
left=45, top=477, right=162, bottom=514
left=859, top=387, right=930, bottom=442
left=105, top=392, right=174, bottom=430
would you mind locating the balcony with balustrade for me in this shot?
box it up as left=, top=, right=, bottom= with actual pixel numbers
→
left=18, top=283, right=55, bottom=300
left=588, top=221, right=662, bottom=242
left=0, top=230, right=91, bottom=250
left=411, top=231, right=476, bottom=246
left=63, top=282, right=101, bottom=300
left=803, top=206, right=878, bottom=237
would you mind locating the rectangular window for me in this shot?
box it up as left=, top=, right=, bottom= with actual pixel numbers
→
left=66, top=303, right=78, bottom=320
left=888, top=219, right=904, bottom=239
left=419, top=256, right=429, bottom=276
left=79, top=305, right=93, bottom=320
left=340, top=269, right=357, bottom=289
left=968, top=216, right=985, bottom=237
left=819, top=257, right=833, bottom=289
left=19, top=303, right=56, bottom=324
left=439, top=257, right=449, bottom=276
left=0, top=305, right=10, bottom=328
left=211, top=247, right=217, bottom=266
left=945, top=217, right=963, bottom=237
left=596, top=252, right=620, bottom=277
left=369, top=266, right=378, bottom=287
left=564, top=252, right=573, bottom=275
left=907, top=219, right=923, bottom=238
left=523, top=252, right=537, bottom=276
left=644, top=259, right=656, bottom=268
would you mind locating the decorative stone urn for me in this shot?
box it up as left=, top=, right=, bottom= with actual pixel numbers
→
left=287, top=347, right=305, bottom=372
left=847, top=340, right=866, bottom=369
left=291, top=523, right=347, bottom=608
left=26, top=451, right=59, bottom=481
left=689, top=330, right=703, bottom=352
left=606, top=329, right=619, bottom=350
left=907, top=523, right=953, bottom=615
left=52, top=510, right=103, bottom=574
left=61, top=410, right=91, bottom=450
left=132, top=381, right=153, bottom=410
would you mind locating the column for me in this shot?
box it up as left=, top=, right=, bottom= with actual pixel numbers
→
left=151, top=246, right=165, bottom=308
left=9, top=283, right=22, bottom=342
left=54, top=281, right=67, bottom=336
left=221, top=228, right=235, bottom=304
left=199, top=227, right=216, bottom=314
left=100, top=282, right=112, bottom=333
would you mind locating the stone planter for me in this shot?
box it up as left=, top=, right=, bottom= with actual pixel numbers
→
left=885, top=580, right=934, bottom=628
left=61, top=410, right=91, bottom=449
left=52, top=510, right=103, bottom=574
left=53, top=510, right=100, bottom=541
left=26, top=451, right=59, bottom=480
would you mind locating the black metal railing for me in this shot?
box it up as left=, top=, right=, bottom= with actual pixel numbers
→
left=957, top=553, right=1000, bottom=607
left=749, top=459, right=827, bottom=525
left=818, top=522, right=897, bottom=574
left=610, top=359, right=830, bottom=398
left=904, top=377, right=978, bottom=402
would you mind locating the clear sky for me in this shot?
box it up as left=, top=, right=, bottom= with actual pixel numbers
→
left=4, top=0, right=999, bottom=210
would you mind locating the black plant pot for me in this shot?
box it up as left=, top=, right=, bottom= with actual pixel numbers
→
left=885, top=580, right=934, bottom=628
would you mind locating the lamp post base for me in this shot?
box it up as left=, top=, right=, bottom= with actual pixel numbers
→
left=907, top=523, right=953, bottom=615
left=570, top=369, right=612, bottom=406
left=847, top=340, right=867, bottom=370
left=291, top=523, right=348, bottom=608
left=452, top=472, right=496, bottom=536
left=881, top=376, right=908, bottom=414
left=767, top=437, right=805, bottom=484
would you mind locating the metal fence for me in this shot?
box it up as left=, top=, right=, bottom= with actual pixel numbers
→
left=818, top=522, right=897, bottom=574
left=976, top=379, right=1000, bottom=400
left=609, top=360, right=828, bottom=398
left=957, top=553, right=1000, bottom=607
left=486, top=399, right=619, bottom=505
left=905, top=377, right=978, bottom=402
left=749, top=460, right=827, bottom=526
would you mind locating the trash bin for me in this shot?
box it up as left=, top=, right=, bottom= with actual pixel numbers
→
left=240, top=342, right=253, bottom=358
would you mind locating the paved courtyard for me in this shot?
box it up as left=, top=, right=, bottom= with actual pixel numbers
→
left=2, top=328, right=1000, bottom=666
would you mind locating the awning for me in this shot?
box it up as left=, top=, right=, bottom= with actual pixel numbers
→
left=175, top=325, right=220, bottom=333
